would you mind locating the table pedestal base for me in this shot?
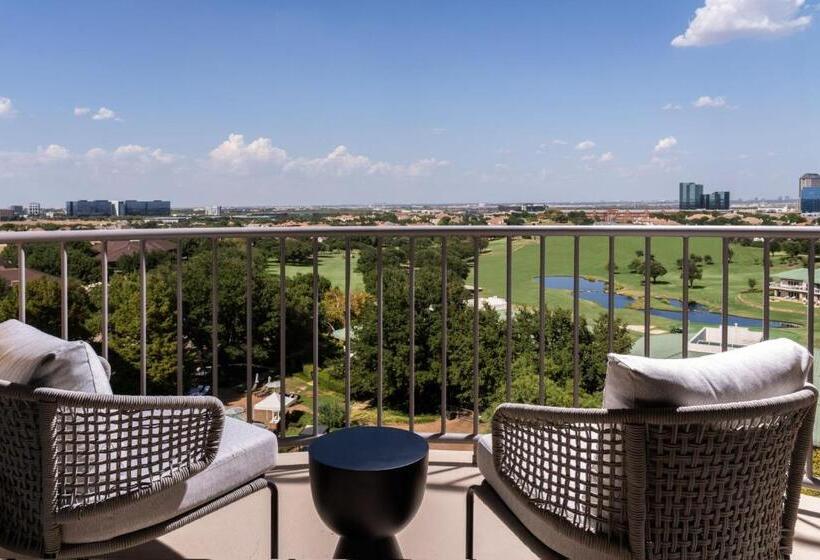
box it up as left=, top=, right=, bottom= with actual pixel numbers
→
left=333, top=535, right=402, bottom=559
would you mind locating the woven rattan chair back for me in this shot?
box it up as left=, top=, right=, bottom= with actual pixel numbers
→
left=492, top=386, right=817, bottom=560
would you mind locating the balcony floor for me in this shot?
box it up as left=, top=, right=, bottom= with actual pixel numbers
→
left=269, top=450, right=820, bottom=560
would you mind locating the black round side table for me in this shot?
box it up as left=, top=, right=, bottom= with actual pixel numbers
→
left=308, top=426, right=429, bottom=559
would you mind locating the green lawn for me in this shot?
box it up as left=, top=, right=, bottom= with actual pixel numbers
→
left=467, top=237, right=815, bottom=346
left=265, top=250, right=364, bottom=292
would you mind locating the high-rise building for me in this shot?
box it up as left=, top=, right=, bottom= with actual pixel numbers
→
left=679, top=182, right=704, bottom=210
left=679, top=183, right=730, bottom=211
left=703, top=191, right=730, bottom=210
left=800, top=173, right=820, bottom=213
left=66, top=200, right=114, bottom=217
left=27, top=202, right=41, bottom=216
left=9, top=205, right=23, bottom=216
left=113, top=200, right=171, bottom=217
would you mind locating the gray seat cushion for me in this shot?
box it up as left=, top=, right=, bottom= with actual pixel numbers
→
left=604, top=338, right=811, bottom=409
left=477, top=434, right=629, bottom=560
left=0, top=319, right=112, bottom=394
left=62, top=417, right=278, bottom=543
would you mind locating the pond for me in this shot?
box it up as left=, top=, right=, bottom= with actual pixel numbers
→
left=538, top=276, right=793, bottom=329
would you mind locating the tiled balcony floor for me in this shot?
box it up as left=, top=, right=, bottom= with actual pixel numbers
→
left=269, top=450, right=820, bottom=560
left=20, top=450, right=818, bottom=559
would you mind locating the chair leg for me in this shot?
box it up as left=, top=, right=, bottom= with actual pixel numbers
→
left=267, top=479, right=278, bottom=559
left=466, top=484, right=479, bottom=559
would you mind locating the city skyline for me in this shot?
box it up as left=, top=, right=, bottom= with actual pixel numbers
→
left=1, top=1, right=818, bottom=206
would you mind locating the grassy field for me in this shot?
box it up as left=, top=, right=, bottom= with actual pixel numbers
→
left=265, top=250, right=364, bottom=291
left=467, top=237, right=815, bottom=346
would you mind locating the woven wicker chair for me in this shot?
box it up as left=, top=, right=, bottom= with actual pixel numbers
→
left=0, top=381, right=278, bottom=559
left=467, top=385, right=818, bottom=560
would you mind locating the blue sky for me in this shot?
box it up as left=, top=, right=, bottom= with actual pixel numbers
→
left=1, top=0, right=818, bottom=206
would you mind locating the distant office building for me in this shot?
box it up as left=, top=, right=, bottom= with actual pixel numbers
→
left=9, top=205, right=23, bottom=216
left=679, top=182, right=703, bottom=210
left=799, top=173, right=820, bottom=213
left=703, top=191, right=730, bottom=210
left=27, top=203, right=41, bottom=216
left=113, top=200, right=171, bottom=217
left=679, top=183, right=730, bottom=210
left=0, top=209, right=13, bottom=220
left=205, top=205, right=223, bottom=217
left=66, top=200, right=114, bottom=217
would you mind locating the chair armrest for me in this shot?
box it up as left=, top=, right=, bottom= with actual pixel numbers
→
left=34, top=389, right=224, bottom=521
left=491, top=404, right=632, bottom=542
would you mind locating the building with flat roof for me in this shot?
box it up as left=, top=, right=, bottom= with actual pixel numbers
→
left=113, top=200, right=171, bottom=217
left=678, top=183, right=730, bottom=210
left=27, top=202, right=41, bottom=216
left=66, top=200, right=114, bottom=217
left=799, top=173, right=820, bottom=213
left=679, top=182, right=703, bottom=210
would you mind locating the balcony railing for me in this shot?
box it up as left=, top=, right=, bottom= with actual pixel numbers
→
left=0, top=224, right=818, bottom=482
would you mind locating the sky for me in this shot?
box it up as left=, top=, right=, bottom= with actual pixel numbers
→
left=1, top=0, right=818, bottom=207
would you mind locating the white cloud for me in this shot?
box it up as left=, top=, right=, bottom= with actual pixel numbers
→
left=575, top=140, right=596, bottom=150
left=74, top=106, right=121, bottom=121
left=38, top=144, right=70, bottom=160
left=209, top=134, right=448, bottom=179
left=662, top=103, right=683, bottom=111
left=693, top=95, right=732, bottom=108
left=654, top=136, right=678, bottom=152
left=672, top=0, right=812, bottom=47
left=599, top=152, right=615, bottom=162
left=0, top=97, right=15, bottom=118
left=92, top=107, right=117, bottom=120
left=209, top=133, right=288, bottom=167
left=552, top=139, right=568, bottom=145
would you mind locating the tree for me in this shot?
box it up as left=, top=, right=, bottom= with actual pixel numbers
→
left=676, top=256, right=703, bottom=288
left=319, top=400, right=346, bottom=430
left=627, top=258, right=642, bottom=274
left=637, top=259, right=667, bottom=283
left=704, top=254, right=714, bottom=265
left=747, top=278, right=757, bottom=292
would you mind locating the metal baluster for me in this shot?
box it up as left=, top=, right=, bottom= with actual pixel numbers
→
left=101, top=241, right=109, bottom=361
left=441, top=237, right=448, bottom=433
left=473, top=237, right=480, bottom=434
left=573, top=236, right=580, bottom=406
left=538, top=235, right=546, bottom=405
left=246, top=239, right=254, bottom=423
left=61, top=242, right=68, bottom=340
left=279, top=238, right=287, bottom=435
left=312, top=238, right=319, bottom=436
left=139, top=240, right=147, bottom=395
left=808, top=241, right=815, bottom=358
left=176, top=241, right=184, bottom=396
left=409, top=238, right=416, bottom=432
left=643, top=237, right=650, bottom=357
left=808, top=239, right=816, bottom=481
left=505, top=236, right=512, bottom=402
left=682, top=237, right=689, bottom=358
left=211, top=238, right=219, bottom=398
left=17, top=245, right=26, bottom=323
left=763, top=239, right=771, bottom=340
left=607, top=236, right=614, bottom=353
left=344, top=238, right=352, bottom=428
left=377, top=238, right=384, bottom=427
left=721, top=238, right=729, bottom=352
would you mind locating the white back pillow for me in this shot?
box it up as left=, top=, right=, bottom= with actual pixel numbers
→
left=0, top=319, right=113, bottom=394
left=604, top=338, right=811, bottom=409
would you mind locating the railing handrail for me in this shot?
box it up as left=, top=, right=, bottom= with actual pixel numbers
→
left=3, top=224, right=820, bottom=243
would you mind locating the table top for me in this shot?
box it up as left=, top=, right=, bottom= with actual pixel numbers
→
left=309, top=426, right=428, bottom=472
